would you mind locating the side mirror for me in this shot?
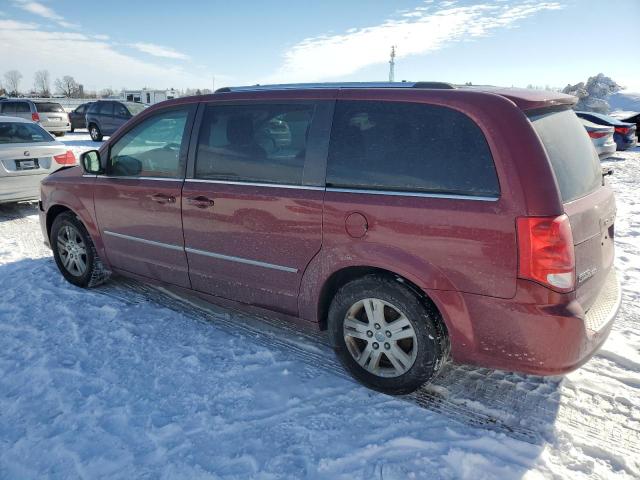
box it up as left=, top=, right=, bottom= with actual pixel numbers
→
left=80, top=150, right=104, bottom=175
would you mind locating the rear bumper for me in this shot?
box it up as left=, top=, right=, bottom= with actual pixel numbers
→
left=0, top=174, right=48, bottom=204
left=441, top=269, right=620, bottom=376
left=615, top=137, right=638, bottom=150
left=595, top=142, right=617, bottom=159
left=41, top=123, right=71, bottom=133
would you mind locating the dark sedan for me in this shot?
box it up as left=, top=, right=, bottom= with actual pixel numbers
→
left=576, top=111, right=637, bottom=150
left=68, top=102, right=94, bottom=132
left=611, top=112, right=640, bottom=141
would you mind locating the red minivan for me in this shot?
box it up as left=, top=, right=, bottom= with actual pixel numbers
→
left=39, top=82, right=621, bottom=393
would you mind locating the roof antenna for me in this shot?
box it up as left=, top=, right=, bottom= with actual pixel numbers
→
left=388, top=45, right=396, bottom=83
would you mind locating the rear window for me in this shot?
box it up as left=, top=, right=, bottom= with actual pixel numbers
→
left=0, top=121, right=52, bottom=143
left=326, top=101, right=500, bottom=197
left=125, top=103, right=146, bottom=116
left=15, top=102, right=30, bottom=113
left=530, top=109, right=601, bottom=202
left=36, top=102, right=65, bottom=113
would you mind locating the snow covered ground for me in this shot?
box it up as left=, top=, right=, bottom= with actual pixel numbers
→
left=0, top=133, right=639, bottom=479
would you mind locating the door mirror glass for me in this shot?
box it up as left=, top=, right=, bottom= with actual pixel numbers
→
left=81, top=150, right=104, bottom=174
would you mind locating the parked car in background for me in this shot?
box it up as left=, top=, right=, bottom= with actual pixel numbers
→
left=85, top=100, right=147, bottom=141
left=610, top=111, right=640, bottom=141
left=39, top=83, right=620, bottom=394
left=0, top=116, right=75, bottom=203
left=68, top=102, right=94, bottom=132
left=0, top=99, right=70, bottom=136
left=576, top=111, right=637, bottom=150
left=579, top=118, right=616, bottom=160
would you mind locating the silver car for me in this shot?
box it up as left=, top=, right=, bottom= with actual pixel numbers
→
left=0, top=116, right=75, bottom=203
left=579, top=118, right=616, bottom=160
left=0, top=99, right=71, bottom=136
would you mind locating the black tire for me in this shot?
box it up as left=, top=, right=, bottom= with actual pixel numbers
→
left=328, top=275, right=447, bottom=394
left=70, top=126, right=75, bottom=133
left=51, top=211, right=111, bottom=288
left=89, top=123, right=103, bottom=142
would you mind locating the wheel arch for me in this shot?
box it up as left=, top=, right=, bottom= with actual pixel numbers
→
left=46, top=204, right=72, bottom=240
left=316, top=266, right=449, bottom=342
left=44, top=197, right=110, bottom=270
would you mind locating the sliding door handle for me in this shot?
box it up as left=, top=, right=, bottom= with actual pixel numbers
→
left=150, top=193, right=176, bottom=204
left=187, top=196, right=215, bottom=209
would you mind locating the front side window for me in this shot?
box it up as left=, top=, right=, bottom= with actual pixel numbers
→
left=326, top=101, right=500, bottom=197
left=126, top=103, right=146, bottom=116
left=0, top=121, right=52, bottom=143
left=195, top=103, right=315, bottom=185
left=109, top=108, right=190, bottom=178
left=115, top=103, right=129, bottom=117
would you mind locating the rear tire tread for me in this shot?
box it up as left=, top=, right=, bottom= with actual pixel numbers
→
left=328, top=274, right=448, bottom=394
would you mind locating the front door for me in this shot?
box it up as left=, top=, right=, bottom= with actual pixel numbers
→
left=94, top=104, right=196, bottom=287
left=181, top=101, right=332, bottom=314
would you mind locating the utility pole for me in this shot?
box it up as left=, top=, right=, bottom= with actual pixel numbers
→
left=212, top=75, right=215, bottom=93
left=388, top=45, right=396, bottom=82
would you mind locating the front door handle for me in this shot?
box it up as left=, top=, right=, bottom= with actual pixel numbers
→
left=150, top=193, right=176, bottom=204
left=187, top=195, right=215, bottom=209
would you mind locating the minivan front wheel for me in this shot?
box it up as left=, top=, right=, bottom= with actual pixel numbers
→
left=89, top=124, right=103, bottom=141
left=328, top=275, right=447, bottom=394
left=51, top=212, right=110, bottom=288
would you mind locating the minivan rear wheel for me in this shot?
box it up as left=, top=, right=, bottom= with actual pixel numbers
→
left=89, top=124, right=103, bottom=142
left=328, top=275, right=447, bottom=394
left=51, top=212, right=110, bottom=288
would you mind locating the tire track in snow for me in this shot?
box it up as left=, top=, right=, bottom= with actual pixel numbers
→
left=95, top=277, right=640, bottom=457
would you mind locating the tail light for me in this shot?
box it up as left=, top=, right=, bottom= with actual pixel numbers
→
left=53, top=150, right=76, bottom=165
left=32, top=112, right=40, bottom=122
left=517, top=215, right=575, bottom=292
left=615, top=127, right=630, bottom=135
left=588, top=131, right=608, bottom=139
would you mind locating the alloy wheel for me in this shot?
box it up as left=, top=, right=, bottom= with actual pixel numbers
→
left=343, top=298, right=418, bottom=378
left=57, top=224, right=88, bottom=276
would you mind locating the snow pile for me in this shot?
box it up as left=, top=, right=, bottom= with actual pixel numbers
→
left=610, top=92, right=640, bottom=114
left=0, top=134, right=639, bottom=479
left=563, top=74, right=622, bottom=113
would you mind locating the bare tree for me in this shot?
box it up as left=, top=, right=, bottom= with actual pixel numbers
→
left=34, top=70, right=51, bottom=97
left=4, top=70, right=23, bottom=96
left=55, top=75, right=80, bottom=97
left=99, top=87, right=114, bottom=98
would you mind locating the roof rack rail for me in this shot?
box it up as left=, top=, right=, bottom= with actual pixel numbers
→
left=214, top=81, right=456, bottom=94
left=412, top=82, right=456, bottom=89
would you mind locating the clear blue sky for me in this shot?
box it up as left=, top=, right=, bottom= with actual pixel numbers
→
left=1, top=0, right=639, bottom=92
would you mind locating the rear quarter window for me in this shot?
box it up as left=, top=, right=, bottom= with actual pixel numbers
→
left=326, top=101, right=500, bottom=197
left=530, top=109, right=601, bottom=203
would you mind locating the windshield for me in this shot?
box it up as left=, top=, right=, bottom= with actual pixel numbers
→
left=530, top=109, right=601, bottom=203
left=0, top=121, right=53, bottom=144
left=36, top=102, right=65, bottom=113
left=125, top=103, right=146, bottom=115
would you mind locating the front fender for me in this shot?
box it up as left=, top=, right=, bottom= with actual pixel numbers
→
left=41, top=168, right=110, bottom=269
